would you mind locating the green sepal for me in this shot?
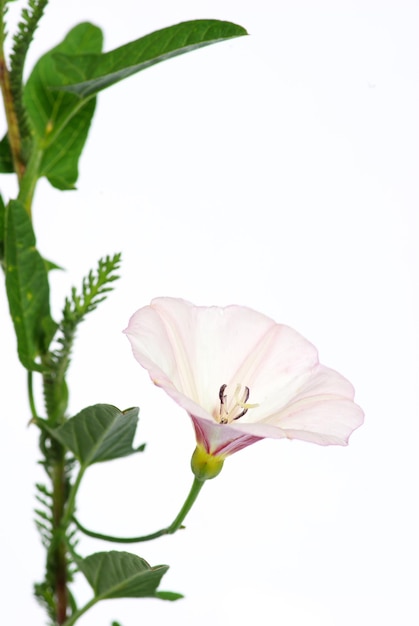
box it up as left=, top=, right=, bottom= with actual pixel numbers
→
left=4, top=199, right=57, bottom=370
left=23, top=23, right=103, bottom=190
left=191, top=445, right=224, bottom=481
left=52, top=19, right=248, bottom=98
left=49, top=404, right=144, bottom=467
left=78, top=551, right=181, bottom=600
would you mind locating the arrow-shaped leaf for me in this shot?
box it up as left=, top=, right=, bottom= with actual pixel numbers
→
left=23, top=22, right=103, bottom=190
left=51, top=404, right=142, bottom=467
left=53, top=19, right=248, bottom=99
left=78, top=551, right=182, bottom=600
left=4, top=199, right=57, bottom=370
left=21, top=20, right=246, bottom=191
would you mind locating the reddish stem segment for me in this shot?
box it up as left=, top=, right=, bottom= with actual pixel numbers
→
left=0, top=55, right=25, bottom=179
left=52, top=452, right=69, bottom=624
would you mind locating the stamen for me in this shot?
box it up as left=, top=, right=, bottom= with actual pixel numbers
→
left=234, top=384, right=250, bottom=407
left=218, top=384, right=229, bottom=424
left=217, top=383, right=258, bottom=424
left=232, top=384, right=250, bottom=420
left=233, top=407, right=248, bottom=421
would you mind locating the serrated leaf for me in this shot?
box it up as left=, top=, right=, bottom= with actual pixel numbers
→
left=78, top=551, right=176, bottom=600
left=23, top=23, right=103, bottom=190
left=4, top=199, right=57, bottom=370
left=0, top=134, right=14, bottom=173
left=51, top=404, right=141, bottom=467
left=53, top=19, right=248, bottom=98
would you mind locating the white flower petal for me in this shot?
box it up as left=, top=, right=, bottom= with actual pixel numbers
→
left=125, top=297, right=364, bottom=456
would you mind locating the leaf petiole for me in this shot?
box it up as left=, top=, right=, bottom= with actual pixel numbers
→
left=61, top=596, right=98, bottom=626
left=62, top=465, right=86, bottom=528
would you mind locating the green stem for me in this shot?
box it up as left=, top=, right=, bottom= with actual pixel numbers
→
left=166, top=476, right=205, bottom=533
left=62, top=478, right=204, bottom=625
left=72, top=517, right=171, bottom=543
left=17, top=142, right=43, bottom=216
left=62, top=466, right=85, bottom=528
left=27, top=370, right=38, bottom=422
left=61, top=596, right=98, bottom=626
left=74, top=476, right=206, bottom=544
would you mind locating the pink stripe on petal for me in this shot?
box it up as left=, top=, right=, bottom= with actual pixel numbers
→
left=191, top=415, right=263, bottom=457
left=124, top=297, right=364, bottom=458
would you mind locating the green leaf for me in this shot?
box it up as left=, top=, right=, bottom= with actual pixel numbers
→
left=20, top=20, right=245, bottom=190
left=43, top=257, right=63, bottom=272
left=154, top=590, right=184, bottom=601
left=4, top=199, right=57, bottom=370
left=50, top=404, right=142, bottom=467
left=23, top=23, right=103, bottom=190
left=78, top=551, right=179, bottom=600
left=0, top=134, right=14, bottom=173
left=0, top=192, right=5, bottom=261
left=53, top=19, right=248, bottom=98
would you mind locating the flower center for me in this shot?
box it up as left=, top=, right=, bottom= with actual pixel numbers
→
left=217, top=383, right=258, bottom=424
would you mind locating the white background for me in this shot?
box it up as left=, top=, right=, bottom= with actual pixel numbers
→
left=1, top=1, right=419, bottom=624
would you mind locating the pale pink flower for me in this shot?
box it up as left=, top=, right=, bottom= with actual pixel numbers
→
left=124, top=297, right=363, bottom=459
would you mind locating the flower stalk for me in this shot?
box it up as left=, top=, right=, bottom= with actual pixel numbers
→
left=73, top=464, right=210, bottom=544
left=73, top=444, right=224, bottom=546
left=166, top=474, right=206, bottom=534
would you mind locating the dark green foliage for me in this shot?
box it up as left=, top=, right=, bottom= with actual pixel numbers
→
left=53, top=20, right=248, bottom=98
left=33, top=256, right=123, bottom=620
left=23, top=22, right=103, bottom=189
left=19, top=19, right=246, bottom=189
left=50, top=404, right=143, bottom=467
left=9, top=0, right=49, bottom=160
left=0, top=133, right=14, bottom=173
left=34, top=482, right=54, bottom=548
left=34, top=580, right=56, bottom=625
left=1, top=7, right=248, bottom=623
left=78, top=551, right=181, bottom=600
left=42, top=253, right=121, bottom=423
left=4, top=199, right=57, bottom=370
left=0, top=1, right=11, bottom=44
left=0, top=192, right=4, bottom=262
left=34, top=461, right=79, bottom=624
left=63, top=253, right=122, bottom=322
